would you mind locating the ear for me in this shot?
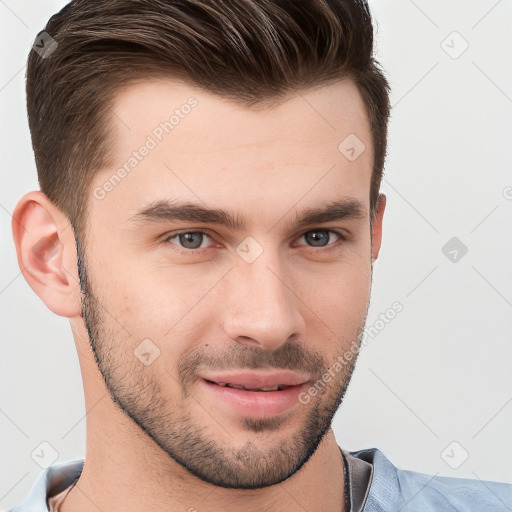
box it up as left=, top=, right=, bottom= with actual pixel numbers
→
left=370, top=193, right=386, bottom=263
left=11, top=190, right=82, bottom=318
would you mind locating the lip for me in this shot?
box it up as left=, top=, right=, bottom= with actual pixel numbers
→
left=200, top=370, right=310, bottom=389
left=198, top=371, right=310, bottom=419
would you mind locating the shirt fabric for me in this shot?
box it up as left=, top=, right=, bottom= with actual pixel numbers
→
left=46, top=479, right=76, bottom=512
left=8, top=446, right=512, bottom=511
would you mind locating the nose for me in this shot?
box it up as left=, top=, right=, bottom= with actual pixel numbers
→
left=221, top=255, right=305, bottom=352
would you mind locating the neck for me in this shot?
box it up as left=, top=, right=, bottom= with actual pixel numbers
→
left=61, top=415, right=345, bottom=512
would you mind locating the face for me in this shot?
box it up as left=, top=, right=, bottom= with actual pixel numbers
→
left=78, top=77, right=381, bottom=489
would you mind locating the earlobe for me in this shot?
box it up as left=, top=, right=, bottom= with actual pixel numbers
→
left=371, top=193, right=386, bottom=263
left=11, top=191, right=82, bottom=318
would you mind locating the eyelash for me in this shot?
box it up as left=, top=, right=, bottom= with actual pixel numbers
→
left=162, top=229, right=347, bottom=256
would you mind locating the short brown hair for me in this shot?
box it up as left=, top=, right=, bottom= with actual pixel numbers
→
left=26, top=0, right=391, bottom=238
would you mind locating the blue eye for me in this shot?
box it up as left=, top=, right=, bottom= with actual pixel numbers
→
left=162, top=228, right=346, bottom=255
left=296, top=229, right=344, bottom=248
left=163, top=231, right=213, bottom=252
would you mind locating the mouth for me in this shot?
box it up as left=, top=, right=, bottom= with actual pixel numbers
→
left=204, top=380, right=295, bottom=392
left=198, top=371, right=310, bottom=419
left=200, top=370, right=309, bottom=390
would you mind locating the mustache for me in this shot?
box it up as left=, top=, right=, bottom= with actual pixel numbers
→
left=178, top=340, right=326, bottom=391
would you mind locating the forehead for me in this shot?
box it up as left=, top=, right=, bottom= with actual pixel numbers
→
left=110, top=76, right=371, bottom=154
left=92, top=77, right=373, bottom=225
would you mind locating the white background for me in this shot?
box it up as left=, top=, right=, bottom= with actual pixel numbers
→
left=1, top=0, right=511, bottom=509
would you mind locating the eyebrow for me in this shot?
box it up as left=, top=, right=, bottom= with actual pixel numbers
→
left=128, top=197, right=367, bottom=231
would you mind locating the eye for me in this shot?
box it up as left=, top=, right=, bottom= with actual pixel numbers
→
left=162, top=228, right=346, bottom=255
left=163, top=230, right=214, bottom=253
left=295, top=229, right=345, bottom=250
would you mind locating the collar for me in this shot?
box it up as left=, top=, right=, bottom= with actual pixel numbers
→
left=13, top=447, right=373, bottom=512
left=340, top=447, right=373, bottom=512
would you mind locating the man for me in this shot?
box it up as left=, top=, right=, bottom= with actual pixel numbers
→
left=9, top=0, right=511, bottom=511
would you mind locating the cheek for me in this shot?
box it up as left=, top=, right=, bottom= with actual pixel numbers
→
left=89, top=236, right=371, bottom=354
left=296, top=257, right=371, bottom=349
left=95, top=263, right=219, bottom=360
left=300, top=256, right=371, bottom=311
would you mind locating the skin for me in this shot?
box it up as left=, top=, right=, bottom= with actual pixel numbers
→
left=12, top=77, right=385, bottom=512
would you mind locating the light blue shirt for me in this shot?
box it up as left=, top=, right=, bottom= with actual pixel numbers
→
left=8, top=447, right=512, bottom=511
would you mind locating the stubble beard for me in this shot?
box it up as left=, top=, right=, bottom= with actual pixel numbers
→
left=76, top=238, right=367, bottom=489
